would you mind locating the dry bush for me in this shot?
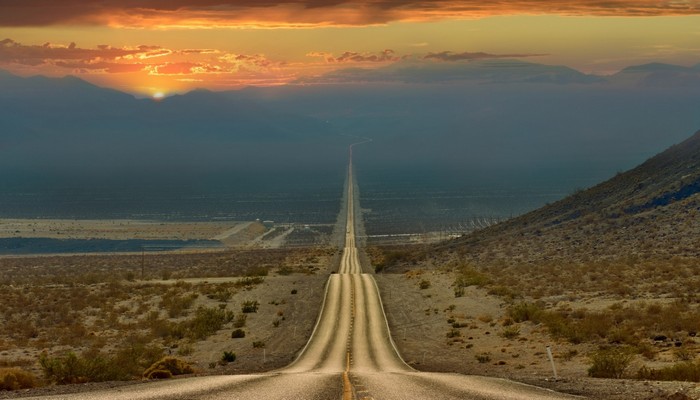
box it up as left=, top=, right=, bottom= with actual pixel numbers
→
left=637, top=361, right=700, bottom=382
left=508, top=302, right=542, bottom=323
left=588, top=346, right=635, bottom=379
left=39, top=335, right=164, bottom=385
left=143, top=357, right=194, bottom=380
left=0, top=368, right=38, bottom=391
left=161, top=288, right=198, bottom=318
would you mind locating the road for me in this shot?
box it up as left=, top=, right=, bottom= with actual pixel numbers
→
left=27, top=148, right=578, bottom=399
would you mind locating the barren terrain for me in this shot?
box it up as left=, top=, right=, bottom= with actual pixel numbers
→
left=0, top=247, right=336, bottom=398
left=374, top=267, right=699, bottom=400
left=0, top=220, right=242, bottom=241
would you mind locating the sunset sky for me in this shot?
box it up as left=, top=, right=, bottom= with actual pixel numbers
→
left=2, top=1, right=700, bottom=96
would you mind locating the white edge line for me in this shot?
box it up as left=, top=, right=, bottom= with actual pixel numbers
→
left=281, top=274, right=334, bottom=370
left=368, top=275, right=416, bottom=371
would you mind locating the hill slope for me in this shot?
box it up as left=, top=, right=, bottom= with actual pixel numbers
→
left=441, top=129, right=700, bottom=263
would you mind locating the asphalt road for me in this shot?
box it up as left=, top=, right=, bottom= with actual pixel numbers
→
left=27, top=150, right=579, bottom=399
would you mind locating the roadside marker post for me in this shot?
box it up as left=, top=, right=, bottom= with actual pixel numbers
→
left=546, top=346, right=558, bottom=381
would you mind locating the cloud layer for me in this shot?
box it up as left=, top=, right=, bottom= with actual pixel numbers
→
left=424, top=51, right=547, bottom=62
left=0, top=38, right=276, bottom=77
left=2, top=1, right=700, bottom=27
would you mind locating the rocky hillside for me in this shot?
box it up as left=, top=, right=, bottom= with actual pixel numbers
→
left=439, top=129, right=700, bottom=264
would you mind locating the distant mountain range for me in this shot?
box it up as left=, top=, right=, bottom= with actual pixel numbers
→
left=296, top=59, right=700, bottom=87
left=612, top=62, right=700, bottom=88
left=296, top=59, right=605, bottom=85
left=0, top=69, right=348, bottom=177
left=442, top=128, right=700, bottom=261
left=1, top=60, right=700, bottom=222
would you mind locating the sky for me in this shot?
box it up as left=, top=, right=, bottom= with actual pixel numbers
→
left=1, top=1, right=700, bottom=97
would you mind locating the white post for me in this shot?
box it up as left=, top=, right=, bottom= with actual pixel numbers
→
left=546, top=346, right=558, bottom=381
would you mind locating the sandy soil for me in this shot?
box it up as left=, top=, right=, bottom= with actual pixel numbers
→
left=375, top=271, right=700, bottom=400
left=184, top=274, right=329, bottom=374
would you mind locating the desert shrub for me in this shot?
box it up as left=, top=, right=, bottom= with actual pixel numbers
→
left=241, top=300, right=259, bottom=313
left=231, top=329, right=246, bottom=338
left=183, top=307, right=234, bottom=340
left=291, top=289, right=298, bottom=295
left=674, top=347, right=695, bottom=362
left=635, top=342, right=657, bottom=360
left=487, top=285, right=521, bottom=300
left=563, top=349, right=579, bottom=361
left=446, top=329, right=461, bottom=338
left=454, top=265, right=490, bottom=289
left=39, top=352, right=83, bottom=384
left=508, top=302, right=542, bottom=323
left=210, top=288, right=232, bottom=303
left=0, top=368, right=38, bottom=390
left=221, top=351, right=236, bottom=363
left=235, top=277, right=265, bottom=290
left=637, top=361, right=700, bottom=382
left=233, top=314, right=247, bottom=328
left=114, top=335, right=165, bottom=373
left=477, top=314, right=493, bottom=323
left=39, top=350, right=133, bottom=384
left=418, top=280, right=431, bottom=290
left=475, top=353, right=491, bottom=363
left=143, top=357, right=193, bottom=379
left=501, top=326, right=521, bottom=339
left=277, top=266, right=293, bottom=276
left=539, top=309, right=617, bottom=344
left=144, top=369, right=172, bottom=380
left=161, top=291, right=198, bottom=318
left=252, top=341, right=265, bottom=348
left=376, top=249, right=419, bottom=271
left=588, top=346, right=635, bottom=379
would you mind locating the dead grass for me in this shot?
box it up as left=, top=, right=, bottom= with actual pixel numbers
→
left=0, top=246, right=336, bottom=390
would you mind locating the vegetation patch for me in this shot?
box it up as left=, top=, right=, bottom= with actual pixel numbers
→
left=637, top=361, right=700, bottom=382
left=587, top=346, right=635, bottom=379
left=143, top=357, right=194, bottom=380
left=0, top=368, right=38, bottom=391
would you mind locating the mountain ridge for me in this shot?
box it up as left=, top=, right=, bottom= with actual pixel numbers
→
left=439, top=129, right=700, bottom=262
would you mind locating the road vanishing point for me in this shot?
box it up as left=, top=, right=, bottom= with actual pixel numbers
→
left=29, top=146, right=578, bottom=399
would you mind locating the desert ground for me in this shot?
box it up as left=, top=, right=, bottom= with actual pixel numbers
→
left=0, top=213, right=698, bottom=399
left=375, top=268, right=699, bottom=400
left=0, top=246, right=336, bottom=398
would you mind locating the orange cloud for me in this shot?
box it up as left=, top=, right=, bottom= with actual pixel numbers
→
left=308, top=49, right=400, bottom=63
left=0, top=38, right=280, bottom=80
left=1, top=1, right=700, bottom=28
left=0, top=38, right=149, bottom=66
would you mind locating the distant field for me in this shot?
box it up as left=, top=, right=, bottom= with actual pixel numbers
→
left=0, top=219, right=339, bottom=255
left=0, top=219, right=242, bottom=240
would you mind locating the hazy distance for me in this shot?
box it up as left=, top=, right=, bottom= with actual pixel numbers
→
left=2, top=60, right=700, bottom=229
